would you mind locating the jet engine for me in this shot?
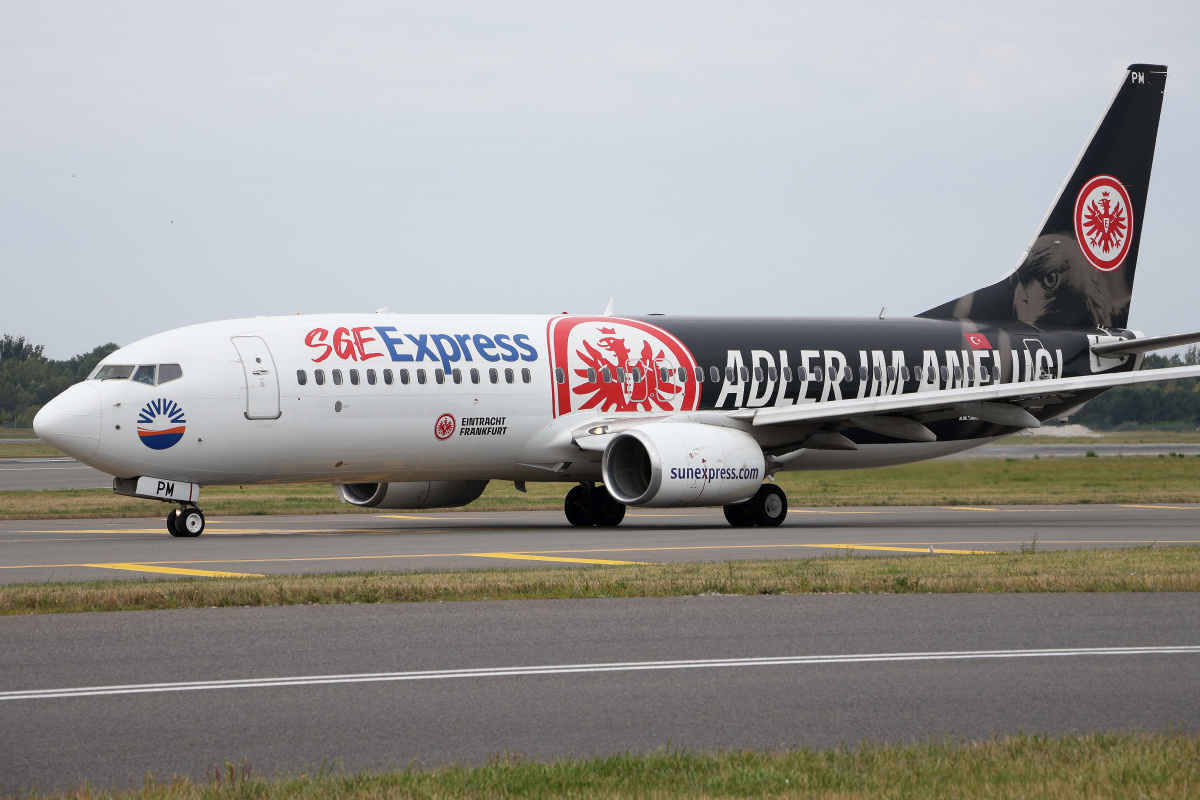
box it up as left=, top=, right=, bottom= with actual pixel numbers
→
left=336, top=480, right=489, bottom=509
left=601, top=423, right=766, bottom=507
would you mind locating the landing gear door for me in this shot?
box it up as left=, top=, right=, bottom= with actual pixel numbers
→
left=231, top=336, right=281, bottom=420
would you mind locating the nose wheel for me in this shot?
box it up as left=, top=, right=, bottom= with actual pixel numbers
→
left=167, top=505, right=206, bottom=537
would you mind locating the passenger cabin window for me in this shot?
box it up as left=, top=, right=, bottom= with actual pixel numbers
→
left=367, top=369, right=377, bottom=385
left=695, top=367, right=705, bottom=383
left=452, top=369, right=462, bottom=384
left=93, top=364, right=135, bottom=380
left=296, top=369, right=308, bottom=386
left=940, top=366, right=950, bottom=382
left=710, top=366, right=720, bottom=383
left=434, top=369, right=445, bottom=385
left=797, top=367, right=807, bottom=381
left=768, top=367, right=777, bottom=382
left=399, top=369, right=410, bottom=385
left=725, top=367, right=734, bottom=382
left=332, top=369, right=343, bottom=386
left=505, top=368, right=515, bottom=384
left=521, top=368, right=531, bottom=383
left=490, top=368, right=499, bottom=384
left=900, top=366, right=910, bottom=382
left=417, top=369, right=427, bottom=385
left=158, top=364, right=183, bottom=384
left=554, top=368, right=564, bottom=384
left=753, top=367, right=763, bottom=382
left=843, top=366, right=853, bottom=382
left=315, top=369, right=326, bottom=385
left=859, top=366, right=868, bottom=381
left=587, top=368, right=597, bottom=383
left=740, top=367, right=750, bottom=382
left=813, top=366, right=824, bottom=382
left=678, top=367, right=688, bottom=382
left=631, top=367, right=641, bottom=383
left=660, top=367, right=670, bottom=383
left=350, top=369, right=360, bottom=386
left=992, top=366, right=1001, bottom=381
left=383, top=369, right=393, bottom=385
left=601, top=367, right=612, bottom=383
left=914, top=366, right=923, bottom=382
left=887, top=366, right=895, bottom=382
left=132, top=365, right=157, bottom=385
left=781, top=366, right=792, bottom=382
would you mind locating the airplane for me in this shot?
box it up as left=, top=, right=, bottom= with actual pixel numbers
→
left=33, top=63, right=1200, bottom=537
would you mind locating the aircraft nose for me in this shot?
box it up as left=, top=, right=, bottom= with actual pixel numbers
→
left=33, top=383, right=102, bottom=461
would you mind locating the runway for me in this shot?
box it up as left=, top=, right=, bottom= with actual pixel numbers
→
left=2, top=504, right=1199, bottom=584
left=2, top=594, right=1197, bottom=793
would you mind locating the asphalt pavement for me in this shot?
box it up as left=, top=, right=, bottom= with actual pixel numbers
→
left=2, top=593, right=1197, bottom=793
left=2, top=503, right=1199, bottom=583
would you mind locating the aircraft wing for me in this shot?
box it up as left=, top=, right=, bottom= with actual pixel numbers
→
left=733, top=364, right=1200, bottom=439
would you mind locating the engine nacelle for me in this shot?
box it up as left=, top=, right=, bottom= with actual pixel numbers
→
left=601, top=422, right=765, bottom=507
left=336, top=480, right=489, bottom=509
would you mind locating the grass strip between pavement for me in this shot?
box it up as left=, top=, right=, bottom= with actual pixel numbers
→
left=4, top=546, right=1199, bottom=615
left=17, top=733, right=1200, bottom=800
left=5, top=455, right=1200, bottom=519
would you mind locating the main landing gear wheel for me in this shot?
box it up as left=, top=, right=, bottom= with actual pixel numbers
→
left=747, top=483, right=787, bottom=526
left=168, top=507, right=205, bottom=537
left=564, top=483, right=626, bottom=527
left=723, top=484, right=788, bottom=527
left=722, top=502, right=754, bottom=527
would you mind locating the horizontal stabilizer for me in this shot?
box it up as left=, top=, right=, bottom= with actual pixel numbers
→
left=1091, top=330, right=1200, bottom=356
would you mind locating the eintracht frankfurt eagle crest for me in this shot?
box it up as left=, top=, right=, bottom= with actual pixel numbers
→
left=1074, top=174, right=1134, bottom=272
left=547, top=317, right=700, bottom=416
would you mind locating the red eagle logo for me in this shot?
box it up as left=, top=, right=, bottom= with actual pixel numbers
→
left=547, top=317, right=700, bottom=416
left=1074, top=175, right=1134, bottom=272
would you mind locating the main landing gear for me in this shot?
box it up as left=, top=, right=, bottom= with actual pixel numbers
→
left=723, top=484, right=787, bottom=527
left=167, top=504, right=206, bottom=537
left=564, top=483, right=626, bottom=527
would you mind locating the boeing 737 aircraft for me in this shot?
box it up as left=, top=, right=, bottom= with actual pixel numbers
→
left=33, top=64, right=1200, bottom=536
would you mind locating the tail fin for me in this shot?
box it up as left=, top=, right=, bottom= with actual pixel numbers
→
left=919, top=64, right=1167, bottom=330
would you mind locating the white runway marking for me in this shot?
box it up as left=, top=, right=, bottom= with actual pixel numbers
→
left=3, top=646, right=1197, bottom=701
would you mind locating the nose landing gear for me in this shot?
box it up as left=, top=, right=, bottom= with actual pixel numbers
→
left=167, top=504, right=206, bottom=537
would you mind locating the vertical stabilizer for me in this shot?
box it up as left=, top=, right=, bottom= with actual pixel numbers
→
left=919, top=64, right=1167, bottom=330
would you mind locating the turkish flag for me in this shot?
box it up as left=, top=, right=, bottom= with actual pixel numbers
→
left=964, top=332, right=992, bottom=350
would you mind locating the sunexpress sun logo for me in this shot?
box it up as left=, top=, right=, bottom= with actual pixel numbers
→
left=136, top=399, right=187, bottom=450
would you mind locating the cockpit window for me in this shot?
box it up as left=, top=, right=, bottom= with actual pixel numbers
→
left=93, top=365, right=135, bottom=380
left=91, top=363, right=183, bottom=385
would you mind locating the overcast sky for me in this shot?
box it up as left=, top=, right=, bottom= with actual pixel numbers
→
left=4, top=1, right=1199, bottom=359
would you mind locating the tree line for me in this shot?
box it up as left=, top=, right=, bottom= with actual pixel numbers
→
left=0, top=334, right=1197, bottom=431
left=0, top=335, right=118, bottom=427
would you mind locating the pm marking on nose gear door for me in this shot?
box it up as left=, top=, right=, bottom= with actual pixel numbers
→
left=1074, top=175, right=1133, bottom=272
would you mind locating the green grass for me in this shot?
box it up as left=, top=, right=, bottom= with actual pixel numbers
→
left=4, top=455, right=1200, bottom=519
left=5, top=547, right=1199, bottom=615
left=18, top=733, right=1200, bottom=799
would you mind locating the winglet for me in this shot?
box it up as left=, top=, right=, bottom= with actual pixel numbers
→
left=602, top=298, right=615, bottom=316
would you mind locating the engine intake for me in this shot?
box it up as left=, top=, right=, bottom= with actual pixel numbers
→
left=336, top=480, right=489, bottom=509
left=601, top=423, right=765, bottom=507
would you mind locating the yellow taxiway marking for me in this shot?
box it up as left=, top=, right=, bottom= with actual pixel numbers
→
left=1120, top=505, right=1200, bottom=510
left=789, top=509, right=882, bottom=515
left=84, top=563, right=265, bottom=578
left=942, top=506, right=1007, bottom=512
left=471, top=553, right=651, bottom=565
